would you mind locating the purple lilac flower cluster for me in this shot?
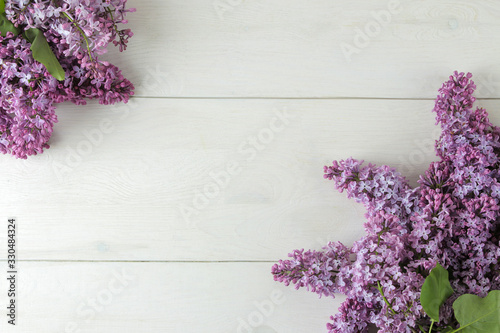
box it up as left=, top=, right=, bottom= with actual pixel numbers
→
left=0, top=0, right=135, bottom=158
left=272, top=72, right=500, bottom=332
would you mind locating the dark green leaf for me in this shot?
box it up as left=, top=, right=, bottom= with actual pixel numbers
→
left=24, top=28, right=65, bottom=81
left=452, top=290, right=500, bottom=332
left=0, top=13, right=20, bottom=37
left=420, top=263, right=454, bottom=322
left=0, top=0, right=5, bottom=14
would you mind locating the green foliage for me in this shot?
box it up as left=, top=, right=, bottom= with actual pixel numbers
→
left=420, top=263, right=454, bottom=322
left=419, top=263, right=500, bottom=333
left=451, top=290, right=500, bottom=332
left=24, top=28, right=65, bottom=81
left=0, top=1, right=20, bottom=37
left=0, top=13, right=20, bottom=37
left=0, top=5, right=64, bottom=80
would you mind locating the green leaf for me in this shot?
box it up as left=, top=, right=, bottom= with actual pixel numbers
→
left=0, top=0, right=5, bottom=14
left=24, top=28, right=65, bottom=81
left=452, top=290, right=500, bottom=332
left=420, top=263, right=454, bottom=322
left=0, top=13, right=20, bottom=37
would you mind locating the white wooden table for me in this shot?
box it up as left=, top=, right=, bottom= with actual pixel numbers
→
left=1, top=1, right=500, bottom=332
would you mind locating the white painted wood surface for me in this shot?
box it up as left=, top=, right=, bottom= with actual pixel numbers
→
left=1, top=1, right=500, bottom=332
left=117, top=0, right=500, bottom=98
left=0, top=262, right=341, bottom=332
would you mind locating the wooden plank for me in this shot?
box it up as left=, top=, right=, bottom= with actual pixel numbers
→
left=3, top=1, right=500, bottom=332
left=108, top=0, right=500, bottom=98
left=0, top=261, right=342, bottom=333
left=2, top=98, right=499, bottom=261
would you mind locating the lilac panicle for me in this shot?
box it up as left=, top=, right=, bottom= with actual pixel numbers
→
left=0, top=0, right=135, bottom=158
left=274, top=72, right=500, bottom=332
left=272, top=241, right=350, bottom=298
left=323, top=158, right=419, bottom=223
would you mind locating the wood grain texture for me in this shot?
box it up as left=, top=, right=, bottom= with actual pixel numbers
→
left=2, top=99, right=499, bottom=261
left=2, top=1, right=500, bottom=332
left=110, top=0, right=500, bottom=98
left=0, top=262, right=341, bottom=332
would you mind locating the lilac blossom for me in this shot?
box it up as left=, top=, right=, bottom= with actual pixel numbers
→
left=0, top=0, right=134, bottom=158
left=273, top=72, right=500, bottom=332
